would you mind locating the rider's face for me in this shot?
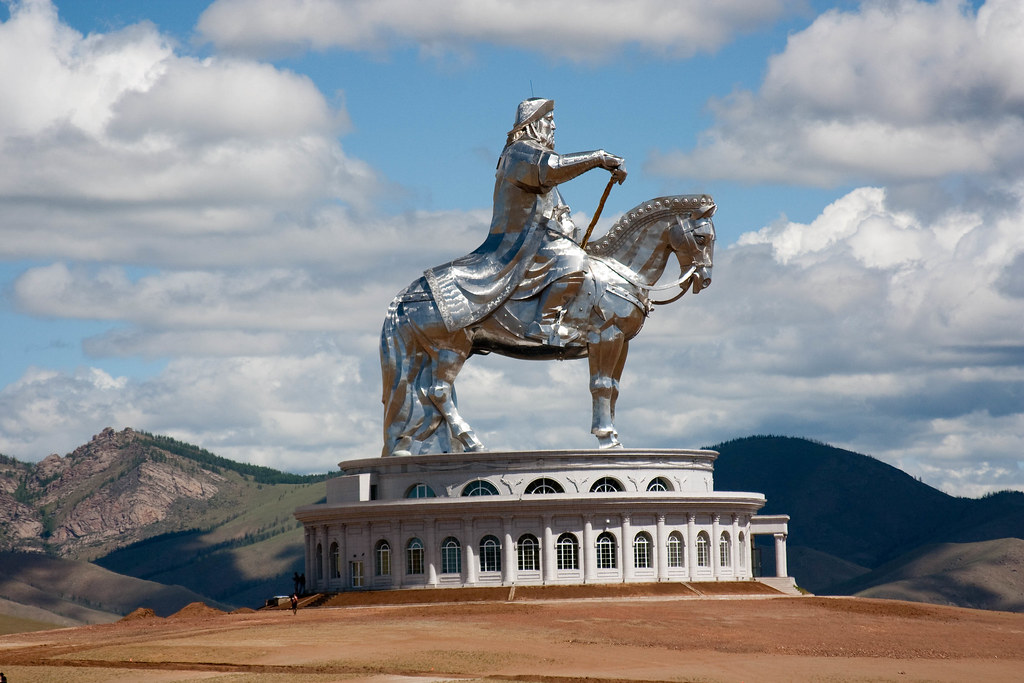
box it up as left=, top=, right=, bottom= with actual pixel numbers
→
left=535, top=112, right=555, bottom=148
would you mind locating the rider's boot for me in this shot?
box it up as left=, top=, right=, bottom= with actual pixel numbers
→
left=527, top=275, right=584, bottom=347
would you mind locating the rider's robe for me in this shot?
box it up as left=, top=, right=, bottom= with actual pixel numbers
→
left=425, top=139, right=587, bottom=332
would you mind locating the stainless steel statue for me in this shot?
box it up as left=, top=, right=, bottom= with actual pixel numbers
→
left=381, top=98, right=715, bottom=456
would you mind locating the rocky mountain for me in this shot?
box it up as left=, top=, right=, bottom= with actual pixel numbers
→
left=0, top=427, right=331, bottom=612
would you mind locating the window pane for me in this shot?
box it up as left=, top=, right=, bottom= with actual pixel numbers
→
left=407, top=538, right=424, bottom=575
left=462, top=480, right=499, bottom=496
left=518, top=535, right=539, bottom=571
left=406, top=483, right=436, bottom=498
left=633, top=534, right=651, bottom=569
left=441, top=537, right=462, bottom=574
left=525, top=478, right=565, bottom=494
left=557, top=533, right=579, bottom=570
left=667, top=534, right=683, bottom=568
left=480, top=535, right=501, bottom=572
left=597, top=532, right=617, bottom=569
left=590, top=477, right=624, bottom=493
left=375, top=540, right=391, bottom=576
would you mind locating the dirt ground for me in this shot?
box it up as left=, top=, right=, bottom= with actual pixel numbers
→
left=2, top=591, right=1023, bottom=683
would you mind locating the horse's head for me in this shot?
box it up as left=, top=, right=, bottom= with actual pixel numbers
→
left=668, top=204, right=715, bottom=294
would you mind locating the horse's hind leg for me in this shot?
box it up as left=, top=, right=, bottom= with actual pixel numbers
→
left=588, top=330, right=626, bottom=449
left=426, top=347, right=485, bottom=452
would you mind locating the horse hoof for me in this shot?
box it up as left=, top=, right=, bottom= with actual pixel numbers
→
left=390, top=449, right=412, bottom=457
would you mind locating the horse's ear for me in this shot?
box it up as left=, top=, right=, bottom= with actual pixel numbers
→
left=692, top=203, right=716, bottom=219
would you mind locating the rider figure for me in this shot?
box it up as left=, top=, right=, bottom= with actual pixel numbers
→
left=424, top=98, right=626, bottom=346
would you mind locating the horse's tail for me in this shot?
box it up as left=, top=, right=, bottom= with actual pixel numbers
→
left=379, top=279, right=437, bottom=457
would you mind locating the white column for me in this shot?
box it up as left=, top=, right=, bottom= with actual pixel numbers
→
left=303, top=527, right=312, bottom=591
left=338, top=524, right=347, bottom=588
left=711, top=514, right=721, bottom=580
left=465, top=539, right=477, bottom=586
left=502, top=518, right=516, bottom=585
left=621, top=514, right=633, bottom=582
left=426, top=519, right=438, bottom=586
left=686, top=513, right=697, bottom=581
left=319, top=524, right=328, bottom=588
left=774, top=533, right=788, bottom=577
left=583, top=517, right=596, bottom=583
left=542, top=515, right=555, bottom=583
left=731, top=514, right=740, bottom=578
left=655, top=514, right=668, bottom=582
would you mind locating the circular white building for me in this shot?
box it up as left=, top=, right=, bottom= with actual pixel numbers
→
left=295, top=448, right=792, bottom=592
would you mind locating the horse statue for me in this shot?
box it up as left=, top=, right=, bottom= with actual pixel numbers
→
left=380, top=194, right=716, bottom=456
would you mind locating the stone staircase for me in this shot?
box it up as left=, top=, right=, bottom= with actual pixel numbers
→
left=757, top=577, right=805, bottom=596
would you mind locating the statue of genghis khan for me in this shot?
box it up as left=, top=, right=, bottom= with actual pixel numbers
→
left=425, top=98, right=626, bottom=347
left=381, top=97, right=716, bottom=456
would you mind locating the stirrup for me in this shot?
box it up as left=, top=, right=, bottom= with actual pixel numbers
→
left=527, top=321, right=554, bottom=341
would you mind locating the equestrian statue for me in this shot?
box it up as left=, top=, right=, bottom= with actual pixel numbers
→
left=381, top=98, right=715, bottom=456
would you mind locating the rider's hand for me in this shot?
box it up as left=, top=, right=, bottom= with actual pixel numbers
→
left=601, top=152, right=627, bottom=183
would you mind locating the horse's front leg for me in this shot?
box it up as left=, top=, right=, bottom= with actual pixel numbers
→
left=588, top=329, right=625, bottom=449
left=427, top=346, right=485, bottom=452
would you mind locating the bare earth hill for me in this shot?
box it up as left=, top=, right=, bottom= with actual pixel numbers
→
left=0, top=551, right=228, bottom=625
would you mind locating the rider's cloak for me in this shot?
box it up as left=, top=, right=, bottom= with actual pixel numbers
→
left=424, top=138, right=583, bottom=332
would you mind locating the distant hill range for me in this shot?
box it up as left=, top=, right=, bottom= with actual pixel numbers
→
left=1, top=429, right=1022, bottom=631
left=713, top=436, right=1024, bottom=611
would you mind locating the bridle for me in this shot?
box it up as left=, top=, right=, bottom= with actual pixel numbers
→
left=648, top=216, right=713, bottom=306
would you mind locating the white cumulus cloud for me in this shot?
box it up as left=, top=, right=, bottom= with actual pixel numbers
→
left=651, top=0, right=1024, bottom=185
left=196, top=0, right=798, bottom=60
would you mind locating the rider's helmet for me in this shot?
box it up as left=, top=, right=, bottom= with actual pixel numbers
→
left=508, top=97, right=554, bottom=136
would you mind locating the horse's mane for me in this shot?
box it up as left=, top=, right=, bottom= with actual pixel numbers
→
left=586, top=194, right=714, bottom=257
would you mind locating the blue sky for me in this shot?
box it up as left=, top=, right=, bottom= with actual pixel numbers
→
left=1, top=0, right=1022, bottom=496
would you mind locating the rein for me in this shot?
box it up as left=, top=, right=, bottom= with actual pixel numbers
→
left=647, top=216, right=708, bottom=305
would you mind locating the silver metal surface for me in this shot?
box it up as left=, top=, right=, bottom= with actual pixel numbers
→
left=381, top=98, right=715, bottom=456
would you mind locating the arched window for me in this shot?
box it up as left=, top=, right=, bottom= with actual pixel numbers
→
left=479, top=535, right=501, bottom=573
left=590, top=477, right=624, bottom=493
left=667, top=531, right=685, bottom=568
left=406, top=537, right=424, bottom=575
left=518, top=534, right=539, bottom=571
left=329, top=541, right=341, bottom=578
left=375, top=539, right=391, bottom=576
left=738, top=531, right=746, bottom=569
left=524, top=477, right=564, bottom=494
left=633, top=532, right=652, bottom=569
left=719, top=531, right=731, bottom=568
left=441, top=536, right=462, bottom=574
left=405, top=483, right=436, bottom=498
left=646, top=477, right=671, bottom=491
left=596, top=532, right=617, bottom=569
left=696, top=531, right=710, bottom=567
left=462, top=479, right=499, bottom=496
left=556, top=533, right=579, bottom=570
left=315, top=542, right=324, bottom=580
